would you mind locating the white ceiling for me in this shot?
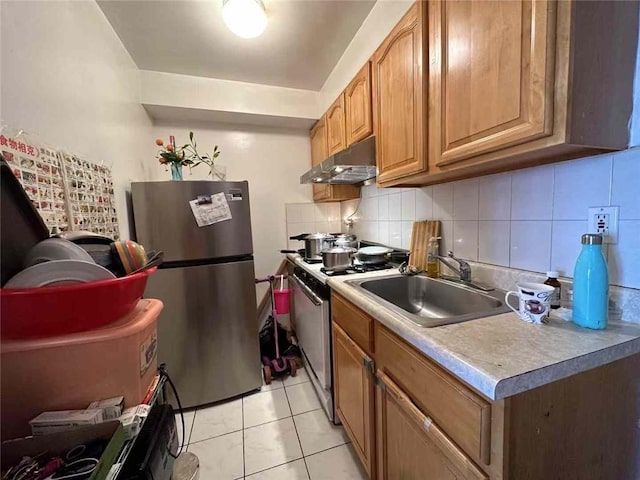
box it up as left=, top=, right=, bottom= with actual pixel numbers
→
left=98, top=0, right=376, bottom=90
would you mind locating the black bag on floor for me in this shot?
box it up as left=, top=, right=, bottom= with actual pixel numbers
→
left=259, top=316, right=300, bottom=361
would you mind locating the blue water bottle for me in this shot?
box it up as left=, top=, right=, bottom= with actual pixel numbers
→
left=573, top=233, right=608, bottom=329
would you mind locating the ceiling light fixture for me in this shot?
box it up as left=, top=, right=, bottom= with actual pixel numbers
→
left=222, top=0, right=267, bottom=39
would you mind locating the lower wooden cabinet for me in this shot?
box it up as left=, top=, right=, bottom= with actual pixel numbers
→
left=376, top=370, right=487, bottom=480
left=333, top=322, right=376, bottom=477
left=331, top=293, right=640, bottom=480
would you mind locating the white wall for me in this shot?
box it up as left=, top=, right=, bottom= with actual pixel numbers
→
left=342, top=149, right=640, bottom=290
left=318, top=0, right=413, bottom=111
left=140, top=70, right=320, bottom=124
left=0, top=0, right=154, bottom=239
left=151, top=121, right=313, bottom=299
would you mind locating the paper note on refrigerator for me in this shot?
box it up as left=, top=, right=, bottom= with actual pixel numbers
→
left=189, top=192, right=233, bottom=227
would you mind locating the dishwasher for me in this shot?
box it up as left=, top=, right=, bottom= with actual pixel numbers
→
left=288, top=266, right=337, bottom=423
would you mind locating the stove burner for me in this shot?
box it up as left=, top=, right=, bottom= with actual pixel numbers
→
left=302, top=258, right=323, bottom=264
left=320, top=263, right=396, bottom=276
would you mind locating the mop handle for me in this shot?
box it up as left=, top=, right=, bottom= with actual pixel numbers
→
left=270, top=278, right=280, bottom=358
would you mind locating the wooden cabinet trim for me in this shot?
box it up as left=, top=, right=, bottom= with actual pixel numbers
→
left=310, top=115, right=359, bottom=202
left=332, top=293, right=374, bottom=355
left=377, top=370, right=488, bottom=480
left=376, top=324, right=491, bottom=465
left=326, top=94, right=348, bottom=156
left=333, top=323, right=375, bottom=477
left=345, top=62, right=373, bottom=146
left=310, top=116, right=331, bottom=202
left=373, top=2, right=428, bottom=185
left=430, top=0, right=557, bottom=168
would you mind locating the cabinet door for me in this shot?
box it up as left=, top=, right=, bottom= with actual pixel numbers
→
left=310, top=116, right=331, bottom=202
left=345, top=62, right=373, bottom=146
left=326, top=94, right=348, bottom=156
left=333, top=322, right=375, bottom=477
left=376, top=370, right=488, bottom=480
left=429, top=0, right=555, bottom=168
left=373, top=2, right=428, bottom=185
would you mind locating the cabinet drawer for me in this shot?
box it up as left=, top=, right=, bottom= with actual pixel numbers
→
left=376, top=325, right=491, bottom=465
left=332, top=293, right=373, bottom=355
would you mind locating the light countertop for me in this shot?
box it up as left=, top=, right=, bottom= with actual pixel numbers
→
left=285, top=254, right=640, bottom=401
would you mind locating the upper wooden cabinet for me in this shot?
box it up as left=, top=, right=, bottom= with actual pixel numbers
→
left=309, top=116, right=360, bottom=203
left=345, top=62, right=373, bottom=146
left=326, top=94, right=348, bottom=156
left=376, top=0, right=638, bottom=187
left=310, top=116, right=332, bottom=202
left=431, top=0, right=554, bottom=166
left=373, top=2, right=428, bottom=186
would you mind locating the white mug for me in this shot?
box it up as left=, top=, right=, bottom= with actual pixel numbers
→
left=505, top=282, right=555, bottom=324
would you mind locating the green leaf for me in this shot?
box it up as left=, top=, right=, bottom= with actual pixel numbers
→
left=189, top=131, right=194, bottom=141
left=213, top=152, right=220, bottom=158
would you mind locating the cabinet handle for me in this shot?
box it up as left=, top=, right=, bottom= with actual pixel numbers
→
left=376, top=370, right=488, bottom=480
left=363, top=356, right=375, bottom=376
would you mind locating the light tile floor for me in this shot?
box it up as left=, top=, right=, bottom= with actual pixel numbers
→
left=174, top=367, right=368, bottom=480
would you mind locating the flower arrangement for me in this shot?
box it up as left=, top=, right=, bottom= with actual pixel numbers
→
left=155, top=132, right=222, bottom=180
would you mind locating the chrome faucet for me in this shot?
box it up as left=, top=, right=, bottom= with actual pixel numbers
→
left=432, top=251, right=472, bottom=282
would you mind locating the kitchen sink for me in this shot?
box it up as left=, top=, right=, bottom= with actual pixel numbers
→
left=346, top=274, right=510, bottom=327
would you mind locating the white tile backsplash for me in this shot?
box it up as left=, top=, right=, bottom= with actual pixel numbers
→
left=388, top=192, right=402, bottom=221
left=453, top=179, right=479, bottom=220
left=432, top=183, right=454, bottom=221
left=401, top=221, right=414, bottom=250
left=552, top=155, right=612, bottom=220
left=332, top=147, right=639, bottom=290
left=611, top=149, right=640, bottom=220
left=511, top=165, right=554, bottom=220
left=608, top=220, right=640, bottom=289
left=440, top=221, right=453, bottom=255
left=550, top=220, right=588, bottom=278
left=452, top=221, right=479, bottom=261
left=479, top=174, right=512, bottom=220
left=415, top=187, right=433, bottom=220
left=378, top=195, right=389, bottom=221
left=378, top=221, right=390, bottom=245
left=285, top=202, right=343, bottom=247
left=510, top=221, right=552, bottom=273
left=389, top=221, right=402, bottom=247
left=478, top=221, right=510, bottom=267
left=401, top=190, right=416, bottom=221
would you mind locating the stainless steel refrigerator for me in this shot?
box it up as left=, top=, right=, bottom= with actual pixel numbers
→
left=131, top=180, right=262, bottom=408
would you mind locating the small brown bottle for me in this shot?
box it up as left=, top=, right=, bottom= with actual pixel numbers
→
left=544, top=271, right=562, bottom=309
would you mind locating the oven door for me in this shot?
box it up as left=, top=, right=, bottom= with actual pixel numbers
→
left=290, top=274, right=331, bottom=390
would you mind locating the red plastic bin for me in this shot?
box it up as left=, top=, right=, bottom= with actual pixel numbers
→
left=0, top=268, right=156, bottom=339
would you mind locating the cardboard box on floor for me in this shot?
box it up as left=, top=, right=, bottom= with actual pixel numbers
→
left=1, top=421, right=126, bottom=480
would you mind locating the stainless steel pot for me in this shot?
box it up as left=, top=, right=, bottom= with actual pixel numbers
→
left=321, top=246, right=356, bottom=271
left=332, top=234, right=358, bottom=249
left=355, top=246, right=393, bottom=265
left=290, top=233, right=334, bottom=261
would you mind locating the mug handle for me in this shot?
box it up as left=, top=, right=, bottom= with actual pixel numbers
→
left=505, top=291, right=520, bottom=314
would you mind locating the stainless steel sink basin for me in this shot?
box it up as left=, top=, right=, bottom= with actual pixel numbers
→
left=346, top=274, right=510, bottom=327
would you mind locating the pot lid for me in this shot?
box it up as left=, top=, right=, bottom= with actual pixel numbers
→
left=306, top=233, right=334, bottom=240
left=334, top=234, right=357, bottom=241
left=358, top=246, right=393, bottom=255
left=322, top=246, right=357, bottom=254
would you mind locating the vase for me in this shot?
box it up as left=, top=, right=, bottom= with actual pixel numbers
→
left=210, top=164, right=227, bottom=181
left=170, top=163, right=183, bottom=181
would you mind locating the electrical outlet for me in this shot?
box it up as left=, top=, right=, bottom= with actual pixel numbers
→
left=588, top=206, right=619, bottom=244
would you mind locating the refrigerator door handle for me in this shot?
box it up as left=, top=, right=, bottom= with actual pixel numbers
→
left=291, top=274, right=323, bottom=306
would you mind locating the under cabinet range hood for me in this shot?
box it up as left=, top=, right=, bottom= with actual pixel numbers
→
left=300, top=136, right=377, bottom=185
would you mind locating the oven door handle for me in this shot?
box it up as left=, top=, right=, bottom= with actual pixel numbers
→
left=291, top=273, right=323, bottom=306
